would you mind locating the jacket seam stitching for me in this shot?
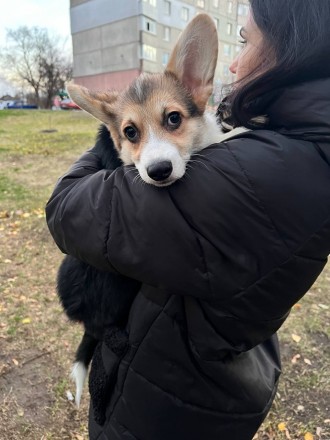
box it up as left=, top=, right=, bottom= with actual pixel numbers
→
left=100, top=295, right=172, bottom=432
left=223, top=140, right=291, bottom=253
left=112, top=418, right=141, bottom=440
left=129, top=366, right=278, bottom=418
left=105, top=184, right=114, bottom=263
left=313, top=141, right=330, bottom=165
left=218, top=217, right=330, bottom=307
left=167, top=191, right=214, bottom=297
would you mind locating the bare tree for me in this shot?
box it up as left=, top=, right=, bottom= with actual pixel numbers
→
left=39, top=44, right=73, bottom=108
left=1, top=27, right=72, bottom=108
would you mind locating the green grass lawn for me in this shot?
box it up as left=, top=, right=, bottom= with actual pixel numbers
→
left=0, top=109, right=99, bottom=212
left=0, top=110, right=329, bottom=440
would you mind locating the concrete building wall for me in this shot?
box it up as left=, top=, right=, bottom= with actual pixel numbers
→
left=70, top=0, right=139, bottom=34
left=70, top=0, right=249, bottom=92
left=74, top=69, right=140, bottom=90
left=71, top=0, right=89, bottom=6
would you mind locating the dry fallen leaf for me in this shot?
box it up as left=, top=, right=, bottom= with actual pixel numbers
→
left=291, top=333, right=301, bottom=343
left=66, top=390, right=74, bottom=401
left=304, top=358, right=312, bottom=366
left=277, top=422, right=292, bottom=438
left=21, top=318, right=31, bottom=324
left=285, top=430, right=291, bottom=439
left=0, top=211, right=10, bottom=219
left=278, top=422, right=287, bottom=431
left=12, top=358, right=19, bottom=366
left=318, top=303, right=329, bottom=310
left=293, top=303, right=302, bottom=310
left=304, top=433, right=314, bottom=440
left=291, top=354, right=301, bottom=364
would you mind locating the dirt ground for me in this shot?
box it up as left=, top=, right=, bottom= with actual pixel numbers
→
left=0, top=110, right=329, bottom=440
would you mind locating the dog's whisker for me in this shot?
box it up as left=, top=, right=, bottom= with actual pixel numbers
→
left=192, top=151, right=216, bottom=159
left=123, top=167, right=136, bottom=177
left=121, top=167, right=137, bottom=187
left=184, top=171, right=193, bottom=181
left=188, top=160, right=211, bottom=171
left=193, top=152, right=214, bottom=157
left=133, top=174, right=144, bottom=186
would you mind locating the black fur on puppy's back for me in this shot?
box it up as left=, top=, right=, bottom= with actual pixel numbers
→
left=93, top=125, right=123, bottom=170
left=57, top=255, right=141, bottom=340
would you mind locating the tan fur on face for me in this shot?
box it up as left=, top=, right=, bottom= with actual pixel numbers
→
left=115, top=73, right=203, bottom=165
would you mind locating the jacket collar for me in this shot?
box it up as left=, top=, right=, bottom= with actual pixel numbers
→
left=266, top=78, right=330, bottom=142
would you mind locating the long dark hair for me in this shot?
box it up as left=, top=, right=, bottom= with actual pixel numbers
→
left=218, top=0, right=330, bottom=128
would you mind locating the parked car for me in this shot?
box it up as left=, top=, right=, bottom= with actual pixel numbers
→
left=6, top=101, right=38, bottom=109
left=0, top=100, right=13, bottom=109
left=53, top=95, right=80, bottom=110
left=59, top=98, right=80, bottom=110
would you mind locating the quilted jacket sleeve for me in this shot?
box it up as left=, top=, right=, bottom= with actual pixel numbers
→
left=46, top=146, right=224, bottom=297
left=46, top=131, right=330, bottom=351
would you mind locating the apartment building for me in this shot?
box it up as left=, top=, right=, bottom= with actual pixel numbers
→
left=70, top=0, right=249, bottom=98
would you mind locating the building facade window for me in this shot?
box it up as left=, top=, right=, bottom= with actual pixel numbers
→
left=213, top=17, right=219, bottom=30
left=162, top=52, right=170, bottom=66
left=223, top=43, right=231, bottom=57
left=238, top=3, right=249, bottom=16
left=164, top=0, right=171, bottom=15
left=143, top=0, right=157, bottom=5
left=163, top=26, right=170, bottom=41
left=213, top=0, right=219, bottom=7
left=223, top=64, right=230, bottom=76
left=143, top=17, right=157, bottom=34
left=227, top=22, right=232, bottom=35
left=181, top=7, right=189, bottom=21
left=227, top=1, right=233, bottom=13
left=142, top=44, right=157, bottom=62
left=197, top=0, right=205, bottom=8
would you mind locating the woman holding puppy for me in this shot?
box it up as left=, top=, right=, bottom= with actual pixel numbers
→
left=46, top=1, right=330, bottom=439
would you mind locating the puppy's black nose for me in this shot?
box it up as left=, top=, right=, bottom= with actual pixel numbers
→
left=147, top=161, right=173, bottom=182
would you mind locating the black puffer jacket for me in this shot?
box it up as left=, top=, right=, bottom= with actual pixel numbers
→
left=46, top=79, right=330, bottom=440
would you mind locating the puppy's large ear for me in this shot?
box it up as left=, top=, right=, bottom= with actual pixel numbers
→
left=66, top=83, right=118, bottom=124
left=166, top=13, right=218, bottom=112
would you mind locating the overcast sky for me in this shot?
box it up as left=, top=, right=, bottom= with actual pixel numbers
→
left=0, top=0, right=71, bottom=48
left=0, top=0, right=72, bottom=96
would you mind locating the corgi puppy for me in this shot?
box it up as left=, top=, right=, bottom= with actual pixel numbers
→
left=60, top=13, right=225, bottom=411
left=67, top=13, right=223, bottom=186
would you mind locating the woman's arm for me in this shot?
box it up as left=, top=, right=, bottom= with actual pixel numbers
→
left=46, top=138, right=264, bottom=297
left=46, top=145, right=214, bottom=297
left=46, top=132, right=329, bottom=350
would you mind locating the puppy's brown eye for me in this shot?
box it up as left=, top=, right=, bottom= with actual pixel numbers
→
left=124, top=126, right=139, bottom=142
left=167, top=112, right=181, bottom=129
